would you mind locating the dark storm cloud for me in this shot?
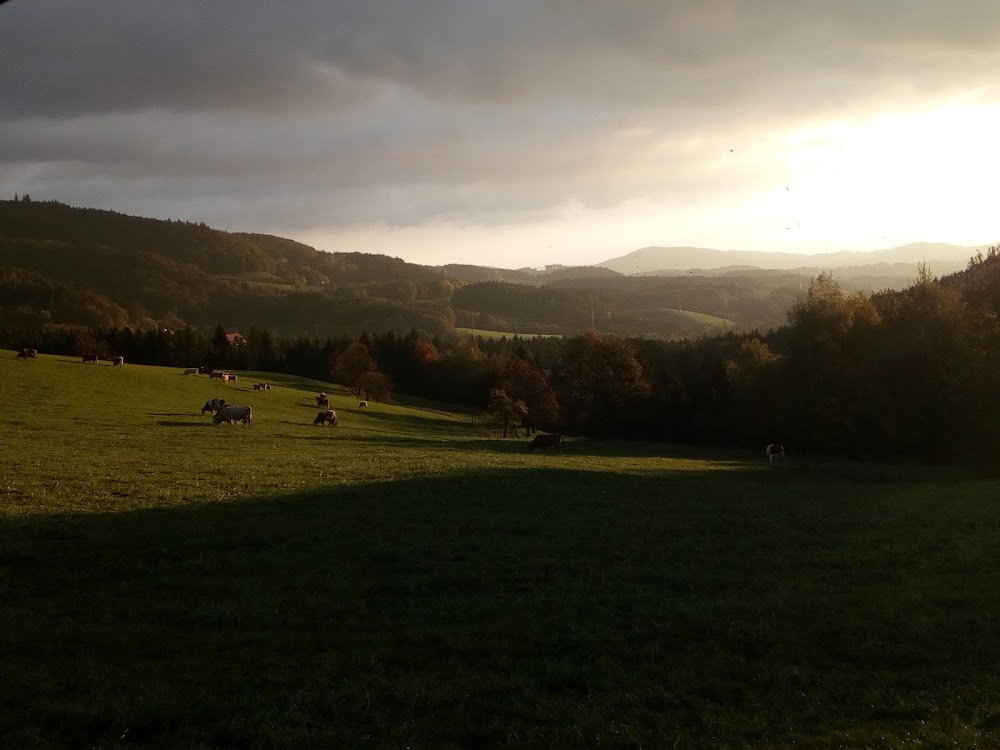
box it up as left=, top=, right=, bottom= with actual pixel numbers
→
left=2, top=0, right=999, bottom=234
left=4, top=1, right=999, bottom=117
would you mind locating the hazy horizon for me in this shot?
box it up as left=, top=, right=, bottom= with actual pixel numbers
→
left=2, top=1, right=998, bottom=268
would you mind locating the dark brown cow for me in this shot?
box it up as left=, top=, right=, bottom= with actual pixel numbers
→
left=82, top=354, right=99, bottom=363
left=316, top=393, right=329, bottom=408
left=313, top=409, right=337, bottom=426
left=528, top=433, right=563, bottom=452
left=214, top=405, right=252, bottom=426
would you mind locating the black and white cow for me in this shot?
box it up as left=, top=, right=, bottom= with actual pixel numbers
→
left=765, top=443, right=786, bottom=463
left=313, top=409, right=337, bottom=426
left=201, top=398, right=227, bottom=415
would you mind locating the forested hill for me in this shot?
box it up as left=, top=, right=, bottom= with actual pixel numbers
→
left=0, top=198, right=982, bottom=340
left=0, top=199, right=461, bottom=336
left=0, top=199, right=273, bottom=274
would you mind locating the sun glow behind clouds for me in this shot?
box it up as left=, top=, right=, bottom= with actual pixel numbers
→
left=301, top=98, right=1000, bottom=268
left=747, top=96, right=1000, bottom=252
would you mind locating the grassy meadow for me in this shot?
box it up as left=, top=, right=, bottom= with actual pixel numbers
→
left=453, top=327, right=561, bottom=340
left=2, top=351, right=1000, bottom=749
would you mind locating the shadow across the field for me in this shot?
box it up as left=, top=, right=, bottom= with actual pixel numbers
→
left=4, top=466, right=1000, bottom=749
left=292, top=429, right=762, bottom=463
left=344, top=409, right=470, bottom=435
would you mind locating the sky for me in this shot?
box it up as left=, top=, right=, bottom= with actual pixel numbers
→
left=2, top=0, right=999, bottom=269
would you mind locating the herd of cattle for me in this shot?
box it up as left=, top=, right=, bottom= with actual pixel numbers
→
left=184, top=368, right=344, bottom=429
left=11, top=348, right=785, bottom=458
left=199, top=394, right=334, bottom=429
left=200, top=398, right=253, bottom=425
left=19, top=348, right=124, bottom=368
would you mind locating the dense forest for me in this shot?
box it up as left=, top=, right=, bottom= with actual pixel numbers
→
left=0, top=198, right=925, bottom=339
left=6, top=244, right=1000, bottom=465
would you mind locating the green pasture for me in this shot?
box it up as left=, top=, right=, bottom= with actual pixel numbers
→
left=454, top=327, right=562, bottom=340
left=662, top=308, right=733, bottom=327
left=640, top=307, right=734, bottom=329
left=3, top=351, right=1000, bottom=749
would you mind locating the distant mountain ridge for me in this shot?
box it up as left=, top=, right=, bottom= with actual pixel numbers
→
left=2, top=198, right=990, bottom=340
left=597, top=242, right=982, bottom=274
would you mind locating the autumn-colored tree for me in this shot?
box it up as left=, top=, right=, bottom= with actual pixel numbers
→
left=357, top=370, right=393, bottom=402
left=723, top=337, right=786, bottom=445
left=498, top=356, right=559, bottom=435
left=411, top=338, right=438, bottom=364
left=554, top=332, right=651, bottom=435
left=486, top=387, right=527, bottom=438
left=781, top=273, right=881, bottom=450
left=333, top=340, right=374, bottom=395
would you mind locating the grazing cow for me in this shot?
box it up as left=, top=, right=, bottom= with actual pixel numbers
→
left=313, top=409, right=337, bottom=426
left=528, top=433, right=563, bottom=452
left=253, top=383, right=272, bottom=392
left=228, top=374, right=238, bottom=383
left=16, top=348, right=37, bottom=360
left=113, top=356, right=124, bottom=368
left=358, top=401, right=368, bottom=409
left=316, top=393, right=329, bottom=408
left=214, top=404, right=252, bottom=426
left=183, top=367, right=198, bottom=375
left=201, top=398, right=227, bottom=415
left=765, top=443, right=786, bottom=463
left=199, top=366, right=213, bottom=375
left=82, top=354, right=99, bottom=363
left=210, top=371, right=224, bottom=380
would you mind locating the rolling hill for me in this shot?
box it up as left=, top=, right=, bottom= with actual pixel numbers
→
left=1, top=197, right=986, bottom=340
left=598, top=242, right=979, bottom=274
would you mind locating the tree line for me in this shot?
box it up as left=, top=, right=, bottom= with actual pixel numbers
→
left=5, top=249, right=1000, bottom=464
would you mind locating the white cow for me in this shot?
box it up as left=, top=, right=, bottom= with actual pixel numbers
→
left=183, top=367, right=198, bottom=376
left=214, top=405, right=252, bottom=426
left=765, top=443, right=786, bottom=463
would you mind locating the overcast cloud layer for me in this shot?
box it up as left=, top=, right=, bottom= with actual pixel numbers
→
left=3, top=1, right=999, bottom=266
